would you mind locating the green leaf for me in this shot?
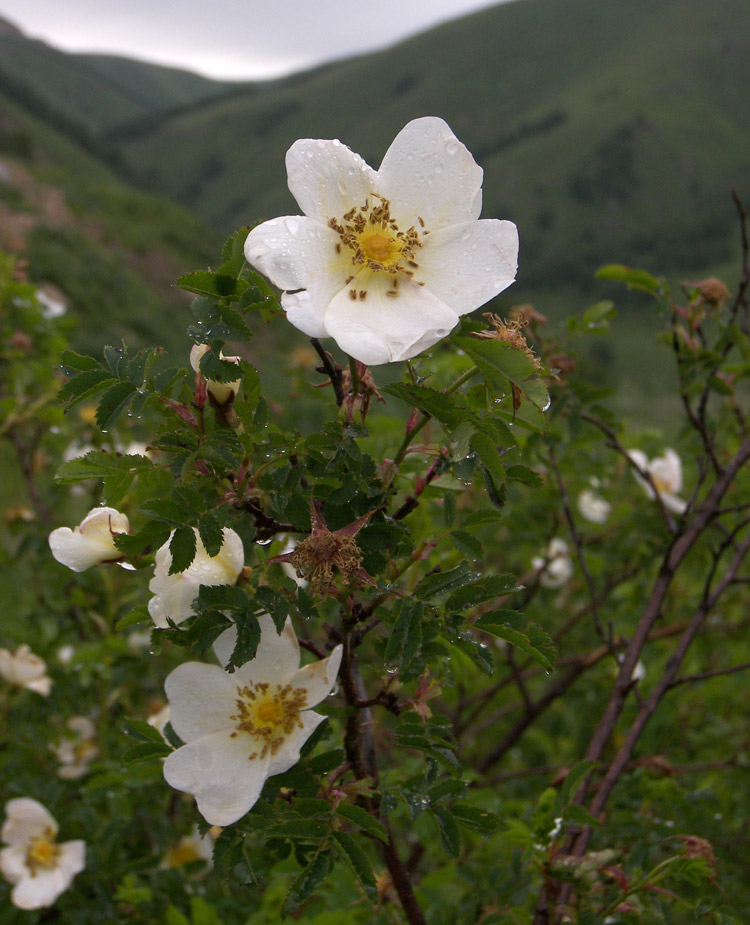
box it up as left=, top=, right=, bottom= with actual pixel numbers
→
left=431, top=806, right=462, bottom=857
left=416, top=562, right=478, bottom=600
left=177, top=270, right=237, bottom=299
left=382, top=382, right=465, bottom=429
left=331, top=831, right=378, bottom=903
left=453, top=337, right=548, bottom=410
left=57, top=368, right=113, bottom=404
left=60, top=350, right=101, bottom=373
left=450, top=529, right=483, bottom=559
left=122, top=741, right=171, bottom=764
left=114, top=607, right=151, bottom=631
left=475, top=609, right=556, bottom=671
left=385, top=599, right=423, bottom=671
left=595, top=264, right=661, bottom=293
left=122, top=717, right=169, bottom=744
left=281, top=851, right=331, bottom=916
left=219, top=227, right=250, bottom=277
left=55, top=450, right=152, bottom=484
left=470, top=430, right=506, bottom=488
left=505, top=465, right=544, bottom=488
left=115, top=521, right=171, bottom=557
left=96, top=380, right=138, bottom=429
left=450, top=803, right=500, bottom=834
left=446, top=574, right=518, bottom=611
left=169, top=526, right=197, bottom=574
left=253, top=586, right=291, bottom=634
left=335, top=805, right=389, bottom=844
left=562, top=804, right=601, bottom=828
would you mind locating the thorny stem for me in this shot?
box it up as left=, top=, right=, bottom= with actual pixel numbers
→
left=339, top=621, right=425, bottom=924
left=310, top=338, right=345, bottom=407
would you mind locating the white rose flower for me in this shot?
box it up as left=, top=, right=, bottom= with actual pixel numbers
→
left=627, top=448, right=687, bottom=515
left=161, top=824, right=217, bottom=869
left=244, top=116, right=518, bottom=365
left=51, top=717, right=99, bottom=780
left=163, top=615, right=342, bottom=826
left=190, top=344, right=242, bottom=405
left=532, top=538, right=574, bottom=589
left=577, top=488, right=611, bottom=525
left=0, top=798, right=85, bottom=910
left=48, top=507, right=131, bottom=572
left=0, top=644, right=52, bottom=696
left=148, top=528, right=245, bottom=628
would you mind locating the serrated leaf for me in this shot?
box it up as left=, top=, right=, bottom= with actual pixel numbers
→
left=96, top=380, right=138, bottom=429
left=446, top=574, right=517, bottom=611
left=331, top=831, right=377, bottom=902
left=282, top=851, right=331, bottom=916
left=253, top=586, right=291, bottom=633
left=177, top=270, right=237, bottom=299
left=57, top=368, right=113, bottom=404
left=384, top=600, right=423, bottom=671
left=335, top=805, right=388, bottom=844
left=122, top=717, right=170, bottom=745
left=55, top=450, right=152, bottom=484
left=450, top=803, right=500, bottom=834
left=60, top=350, right=101, bottom=373
left=220, top=227, right=250, bottom=276
left=169, top=526, right=197, bottom=574
left=431, top=806, right=462, bottom=857
left=115, top=521, right=171, bottom=557
left=416, top=562, right=478, bottom=600
left=454, top=337, right=548, bottom=410
left=470, top=430, right=506, bottom=488
left=450, top=529, right=483, bottom=558
left=382, top=382, right=465, bottom=429
left=475, top=609, right=556, bottom=671
left=122, top=741, right=171, bottom=764
left=505, top=465, right=544, bottom=488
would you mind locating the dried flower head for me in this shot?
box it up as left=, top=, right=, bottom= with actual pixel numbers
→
left=473, top=313, right=541, bottom=369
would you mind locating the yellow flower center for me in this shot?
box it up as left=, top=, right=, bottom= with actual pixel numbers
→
left=651, top=475, right=670, bottom=494
left=231, top=681, right=308, bottom=759
left=329, top=195, right=427, bottom=302
left=26, top=832, right=61, bottom=875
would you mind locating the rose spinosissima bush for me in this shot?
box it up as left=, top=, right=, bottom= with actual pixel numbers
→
left=1, top=120, right=750, bottom=922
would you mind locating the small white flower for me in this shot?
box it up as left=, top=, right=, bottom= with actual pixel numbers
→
left=56, top=645, right=76, bottom=667
left=532, top=538, right=573, bottom=589
left=627, top=448, right=687, bottom=515
left=245, top=116, right=518, bottom=365
left=0, top=645, right=52, bottom=696
left=577, top=487, right=611, bottom=525
left=148, top=528, right=244, bottom=628
left=51, top=717, right=98, bottom=780
left=161, top=824, right=217, bottom=869
left=0, top=798, right=85, bottom=910
left=48, top=507, right=131, bottom=572
left=190, top=344, right=242, bottom=405
left=163, top=615, right=342, bottom=826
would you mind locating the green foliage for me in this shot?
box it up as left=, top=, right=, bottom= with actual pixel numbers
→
left=1, top=199, right=749, bottom=925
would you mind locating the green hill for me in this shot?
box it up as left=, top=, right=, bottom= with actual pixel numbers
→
left=0, top=0, right=748, bottom=421
left=111, top=0, right=749, bottom=313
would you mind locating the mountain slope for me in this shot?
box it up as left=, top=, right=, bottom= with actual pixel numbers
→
left=0, top=18, right=245, bottom=133
left=112, top=0, right=750, bottom=310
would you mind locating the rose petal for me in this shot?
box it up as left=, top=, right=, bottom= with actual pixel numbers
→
left=0, top=845, right=27, bottom=883
left=291, top=644, right=342, bottom=709
left=244, top=215, right=344, bottom=293
left=1, top=798, right=57, bottom=845
left=323, top=275, right=459, bottom=365
left=377, top=116, right=484, bottom=230
left=266, top=711, right=326, bottom=777
left=286, top=138, right=377, bottom=224
left=213, top=616, right=300, bottom=685
left=164, top=728, right=271, bottom=826
left=165, top=662, right=238, bottom=744
left=281, top=289, right=329, bottom=338
left=416, top=219, right=519, bottom=315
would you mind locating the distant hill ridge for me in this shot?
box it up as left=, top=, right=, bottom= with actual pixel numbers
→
left=0, top=0, right=749, bottom=337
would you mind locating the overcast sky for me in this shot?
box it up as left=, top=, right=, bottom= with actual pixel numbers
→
left=0, top=0, right=514, bottom=81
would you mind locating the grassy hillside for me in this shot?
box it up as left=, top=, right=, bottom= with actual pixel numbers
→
left=113, top=0, right=749, bottom=311
left=0, top=88, right=220, bottom=357
left=0, top=17, right=244, bottom=133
